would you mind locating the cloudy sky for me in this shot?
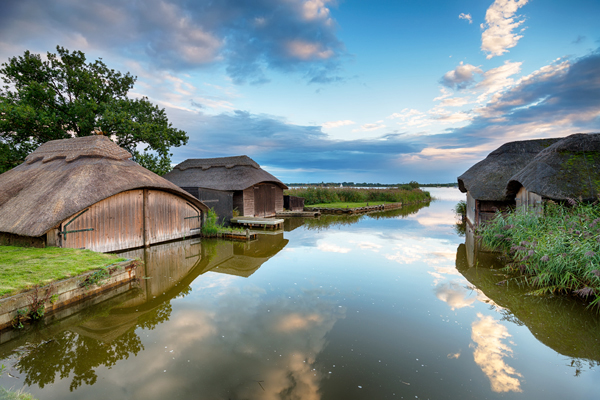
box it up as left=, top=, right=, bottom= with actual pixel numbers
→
left=1, top=0, right=599, bottom=183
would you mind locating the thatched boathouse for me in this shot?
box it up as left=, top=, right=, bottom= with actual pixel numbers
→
left=457, top=138, right=559, bottom=226
left=506, top=133, right=600, bottom=213
left=163, top=156, right=288, bottom=222
left=0, top=135, right=208, bottom=252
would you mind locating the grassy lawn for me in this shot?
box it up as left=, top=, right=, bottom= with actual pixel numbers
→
left=0, top=246, right=125, bottom=298
left=309, top=201, right=392, bottom=208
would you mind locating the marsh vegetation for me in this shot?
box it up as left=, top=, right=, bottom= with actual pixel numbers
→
left=285, top=186, right=431, bottom=206
left=479, top=201, right=600, bottom=308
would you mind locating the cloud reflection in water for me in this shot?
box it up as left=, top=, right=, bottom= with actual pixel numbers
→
left=471, top=313, right=523, bottom=393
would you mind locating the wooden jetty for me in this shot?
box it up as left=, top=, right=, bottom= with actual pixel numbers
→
left=230, top=216, right=285, bottom=230
left=275, top=210, right=321, bottom=218
left=202, top=230, right=258, bottom=241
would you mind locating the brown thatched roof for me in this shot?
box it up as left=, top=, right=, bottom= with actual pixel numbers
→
left=0, top=135, right=208, bottom=237
left=457, top=138, right=560, bottom=201
left=163, top=155, right=288, bottom=191
left=506, top=133, right=600, bottom=201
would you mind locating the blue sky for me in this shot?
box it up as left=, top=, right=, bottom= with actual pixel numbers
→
left=1, top=0, right=599, bottom=183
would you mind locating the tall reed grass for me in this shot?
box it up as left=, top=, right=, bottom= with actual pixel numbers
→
left=479, top=201, right=600, bottom=308
left=285, top=187, right=430, bottom=205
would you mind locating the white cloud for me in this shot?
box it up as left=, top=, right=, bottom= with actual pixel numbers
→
left=322, top=120, right=356, bottom=129
left=403, top=142, right=495, bottom=164
left=459, top=13, right=473, bottom=24
left=433, top=87, right=453, bottom=101
left=439, top=96, right=471, bottom=108
left=353, top=121, right=386, bottom=132
left=481, top=0, right=529, bottom=59
left=475, top=60, right=522, bottom=101
left=389, top=109, right=423, bottom=120
left=389, top=109, right=431, bottom=128
left=287, top=40, right=334, bottom=60
left=434, top=111, right=474, bottom=124
left=441, top=62, right=483, bottom=89
left=302, top=0, right=332, bottom=21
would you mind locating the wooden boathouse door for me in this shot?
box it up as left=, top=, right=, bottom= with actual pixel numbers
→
left=254, top=184, right=276, bottom=217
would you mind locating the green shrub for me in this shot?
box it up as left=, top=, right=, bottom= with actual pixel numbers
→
left=201, top=209, right=220, bottom=236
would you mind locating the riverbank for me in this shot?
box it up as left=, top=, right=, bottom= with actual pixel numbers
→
left=0, top=246, right=125, bottom=298
left=310, top=201, right=390, bottom=208
left=285, top=186, right=430, bottom=205
left=479, top=201, right=600, bottom=308
left=0, top=258, right=142, bottom=333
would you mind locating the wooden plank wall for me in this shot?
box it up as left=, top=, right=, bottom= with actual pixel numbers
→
left=274, top=186, right=284, bottom=213
left=254, top=185, right=266, bottom=217
left=60, top=190, right=144, bottom=253
left=145, top=190, right=202, bottom=245
left=59, top=189, right=202, bottom=252
left=516, top=187, right=543, bottom=215
left=250, top=183, right=283, bottom=217
left=242, top=187, right=254, bottom=216
left=466, top=192, right=476, bottom=226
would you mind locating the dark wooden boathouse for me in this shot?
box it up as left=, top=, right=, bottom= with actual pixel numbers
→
left=0, top=135, right=208, bottom=252
left=163, top=156, right=288, bottom=223
left=457, top=138, right=559, bottom=226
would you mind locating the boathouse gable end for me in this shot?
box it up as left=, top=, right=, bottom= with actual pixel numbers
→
left=457, top=138, right=561, bottom=226
left=0, top=135, right=208, bottom=252
left=505, top=133, right=600, bottom=210
left=164, top=155, right=288, bottom=220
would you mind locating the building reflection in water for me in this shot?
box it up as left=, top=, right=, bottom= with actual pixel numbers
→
left=0, top=233, right=293, bottom=394
left=456, top=226, right=600, bottom=384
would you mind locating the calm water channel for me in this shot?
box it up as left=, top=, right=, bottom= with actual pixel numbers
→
left=1, top=187, right=600, bottom=399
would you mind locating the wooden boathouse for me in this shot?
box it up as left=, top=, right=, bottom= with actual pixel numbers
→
left=457, top=138, right=559, bottom=226
left=163, top=156, right=288, bottom=223
left=506, top=133, right=600, bottom=213
left=0, top=135, right=209, bottom=252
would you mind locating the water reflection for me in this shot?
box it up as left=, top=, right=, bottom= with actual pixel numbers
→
left=2, top=190, right=600, bottom=399
left=301, top=203, right=427, bottom=231
left=456, top=234, right=600, bottom=371
left=471, top=313, right=523, bottom=393
left=0, top=234, right=291, bottom=395
left=15, top=325, right=144, bottom=391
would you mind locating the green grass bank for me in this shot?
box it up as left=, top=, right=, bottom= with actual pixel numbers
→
left=0, top=246, right=124, bottom=298
left=479, top=201, right=600, bottom=308
left=285, top=187, right=431, bottom=206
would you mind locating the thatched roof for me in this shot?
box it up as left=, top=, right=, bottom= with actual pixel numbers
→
left=506, top=133, right=600, bottom=201
left=163, top=155, right=288, bottom=191
left=457, top=138, right=560, bottom=201
left=0, top=135, right=208, bottom=237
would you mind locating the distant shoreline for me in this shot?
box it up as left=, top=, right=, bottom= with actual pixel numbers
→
left=286, top=183, right=457, bottom=188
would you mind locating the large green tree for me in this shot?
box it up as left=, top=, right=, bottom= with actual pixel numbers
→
left=0, top=46, right=187, bottom=175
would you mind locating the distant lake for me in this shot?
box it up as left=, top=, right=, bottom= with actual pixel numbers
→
left=1, top=187, right=599, bottom=399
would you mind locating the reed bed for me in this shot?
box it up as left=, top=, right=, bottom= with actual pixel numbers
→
left=285, top=187, right=430, bottom=206
left=479, top=201, right=600, bottom=308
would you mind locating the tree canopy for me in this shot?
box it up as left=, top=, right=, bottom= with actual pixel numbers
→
left=0, top=46, right=187, bottom=175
